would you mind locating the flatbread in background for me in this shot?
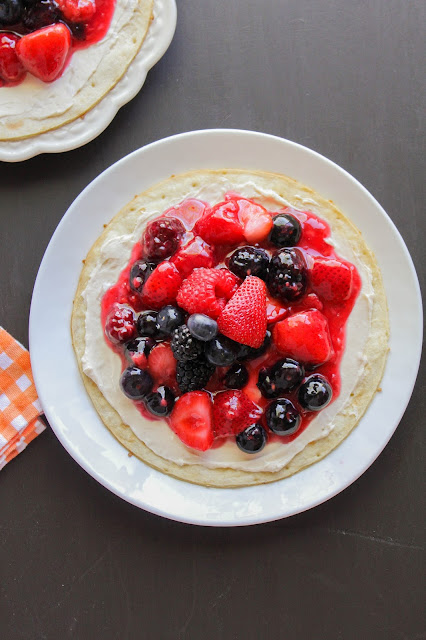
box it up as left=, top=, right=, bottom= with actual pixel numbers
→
left=0, top=0, right=154, bottom=140
left=71, top=169, right=389, bottom=488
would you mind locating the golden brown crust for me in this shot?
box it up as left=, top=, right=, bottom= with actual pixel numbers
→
left=71, top=169, right=389, bottom=487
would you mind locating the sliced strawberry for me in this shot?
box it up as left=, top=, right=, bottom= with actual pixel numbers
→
left=169, top=391, right=214, bottom=451
left=171, top=236, right=215, bottom=277
left=294, top=292, right=324, bottom=312
left=213, top=390, right=262, bottom=438
left=194, top=200, right=245, bottom=245
left=266, top=294, right=289, bottom=325
left=164, top=199, right=208, bottom=231
left=236, top=199, right=273, bottom=243
left=147, top=343, right=177, bottom=386
left=0, top=34, right=26, bottom=84
left=310, top=258, right=353, bottom=303
left=273, top=309, right=333, bottom=365
left=176, top=268, right=240, bottom=319
left=217, top=276, right=267, bottom=348
left=142, top=261, right=182, bottom=309
left=56, top=0, right=96, bottom=23
left=16, top=24, right=71, bottom=83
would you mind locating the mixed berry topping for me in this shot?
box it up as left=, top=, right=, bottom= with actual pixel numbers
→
left=0, top=0, right=115, bottom=86
left=101, top=193, right=361, bottom=454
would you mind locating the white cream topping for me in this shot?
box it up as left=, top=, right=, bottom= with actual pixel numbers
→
left=81, top=177, right=374, bottom=472
left=0, top=0, right=138, bottom=121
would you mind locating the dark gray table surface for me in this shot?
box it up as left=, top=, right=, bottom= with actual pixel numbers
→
left=1, top=1, right=425, bottom=638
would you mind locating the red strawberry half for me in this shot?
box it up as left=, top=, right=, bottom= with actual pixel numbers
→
left=147, top=343, right=177, bottom=386
left=310, top=258, right=353, bottom=303
left=171, top=236, right=214, bottom=278
left=194, top=200, right=245, bottom=245
left=56, top=0, right=96, bottom=23
left=169, top=391, right=214, bottom=451
left=142, top=261, right=182, bottom=309
left=176, top=268, right=240, bottom=319
left=16, top=23, right=71, bottom=83
left=217, top=276, right=267, bottom=348
left=0, top=34, right=26, bottom=84
left=236, top=199, right=273, bottom=243
left=273, top=309, right=333, bottom=365
left=213, top=390, right=262, bottom=438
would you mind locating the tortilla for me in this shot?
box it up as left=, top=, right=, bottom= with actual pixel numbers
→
left=71, top=169, right=389, bottom=487
left=0, top=0, right=154, bottom=140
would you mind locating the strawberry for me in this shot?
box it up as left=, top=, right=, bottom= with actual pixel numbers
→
left=55, top=0, right=96, bottom=23
left=213, top=390, right=262, bottom=438
left=147, top=343, right=177, bottom=386
left=236, top=199, right=273, bottom=243
left=194, top=200, right=245, bottom=245
left=142, top=261, right=182, bottom=309
left=171, top=236, right=215, bottom=277
left=217, top=276, right=267, bottom=348
left=176, top=268, right=240, bottom=319
left=294, top=292, right=324, bottom=312
left=165, top=199, right=208, bottom=231
left=310, top=258, right=353, bottom=302
left=169, top=391, right=214, bottom=451
left=16, top=24, right=71, bottom=83
left=273, top=309, right=333, bottom=365
left=0, top=34, right=26, bottom=84
left=266, top=294, right=289, bottom=325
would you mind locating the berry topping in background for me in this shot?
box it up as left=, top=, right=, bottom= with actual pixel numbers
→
left=224, top=363, right=249, bottom=390
left=145, top=386, right=175, bottom=418
left=56, top=0, right=96, bottom=23
left=0, top=0, right=22, bottom=25
left=176, top=358, right=215, bottom=393
left=22, top=0, right=61, bottom=32
left=265, top=399, right=301, bottom=436
left=171, top=325, right=204, bottom=362
left=217, top=276, right=267, bottom=348
left=105, top=305, right=137, bottom=344
left=169, top=391, right=214, bottom=451
left=147, top=343, right=177, bottom=386
left=164, top=199, right=207, bottom=231
left=310, top=258, right=353, bottom=302
left=156, top=305, right=185, bottom=336
left=267, top=248, right=307, bottom=301
left=228, top=246, right=270, bottom=281
left=0, top=33, right=26, bottom=84
left=195, top=200, right=245, bottom=245
left=141, top=217, right=185, bottom=262
left=298, top=374, right=333, bottom=411
left=171, top=236, right=214, bottom=277
left=236, top=199, right=273, bottom=243
left=273, top=309, right=333, bottom=366
left=237, top=330, right=271, bottom=361
left=257, top=358, right=304, bottom=399
left=236, top=423, right=267, bottom=454
left=137, top=310, right=161, bottom=338
left=120, top=366, right=153, bottom=401
left=142, top=261, right=182, bottom=309
left=213, top=390, right=262, bottom=438
left=205, top=334, right=238, bottom=367
left=269, top=213, right=302, bottom=247
left=16, top=22, right=71, bottom=82
left=176, top=267, right=240, bottom=319
left=187, top=314, right=218, bottom=342
left=124, top=336, right=155, bottom=368
left=129, top=260, right=155, bottom=294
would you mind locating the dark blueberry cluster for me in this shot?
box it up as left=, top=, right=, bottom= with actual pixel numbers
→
left=176, top=359, right=215, bottom=393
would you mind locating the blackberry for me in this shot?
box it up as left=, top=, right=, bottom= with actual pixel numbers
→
left=171, top=325, right=204, bottom=362
left=267, top=248, right=307, bottom=301
left=228, top=246, right=270, bottom=281
left=176, top=358, right=215, bottom=393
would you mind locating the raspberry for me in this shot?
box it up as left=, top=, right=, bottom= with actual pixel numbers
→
left=171, top=325, right=204, bottom=362
left=141, top=217, right=185, bottom=262
left=176, top=268, right=240, bottom=319
left=176, top=359, right=215, bottom=393
left=105, top=305, right=137, bottom=344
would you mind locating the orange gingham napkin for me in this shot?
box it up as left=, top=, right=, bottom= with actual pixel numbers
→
left=0, top=327, right=45, bottom=469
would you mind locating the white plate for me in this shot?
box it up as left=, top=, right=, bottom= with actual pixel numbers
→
left=29, top=130, right=423, bottom=526
left=0, top=0, right=176, bottom=163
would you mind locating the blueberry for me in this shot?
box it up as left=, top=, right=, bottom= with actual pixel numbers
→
left=187, top=313, right=218, bottom=342
left=236, top=423, right=267, bottom=453
left=224, top=364, right=249, bottom=389
left=129, top=260, right=155, bottom=294
left=145, top=386, right=175, bottom=417
left=157, top=305, right=185, bottom=336
left=267, top=248, right=307, bottom=301
left=137, top=310, right=161, bottom=338
left=257, top=358, right=304, bottom=398
left=238, top=331, right=271, bottom=361
left=298, top=374, right=332, bottom=411
left=265, top=399, right=301, bottom=435
left=120, top=366, right=153, bottom=400
left=269, top=213, right=302, bottom=247
left=0, top=0, right=23, bottom=25
left=124, top=337, right=155, bottom=364
left=205, top=334, right=238, bottom=367
left=228, top=246, right=270, bottom=280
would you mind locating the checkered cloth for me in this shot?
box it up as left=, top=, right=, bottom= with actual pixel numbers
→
left=0, top=327, right=45, bottom=469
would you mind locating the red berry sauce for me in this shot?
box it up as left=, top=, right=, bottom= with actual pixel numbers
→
left=101, top=194, right=362, bottom=452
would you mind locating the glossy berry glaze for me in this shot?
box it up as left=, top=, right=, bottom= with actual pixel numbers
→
left=0, top=0, right=115, bottom=86
left=100, top=194, right=361, bottom=454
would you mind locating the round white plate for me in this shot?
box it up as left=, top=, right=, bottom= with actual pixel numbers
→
left=29, top=130, right=423, bottom=526
left=0, top=0, right=176, bottom=163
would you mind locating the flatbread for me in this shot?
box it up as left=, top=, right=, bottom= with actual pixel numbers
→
left=71, top=169, right=389, bottom=487
left=0, top=0, right=154, bottom=140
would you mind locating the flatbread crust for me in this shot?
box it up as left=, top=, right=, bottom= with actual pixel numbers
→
left=0, top=0, right=154, bottom=140
left=71, top=169, right=389, bottom=487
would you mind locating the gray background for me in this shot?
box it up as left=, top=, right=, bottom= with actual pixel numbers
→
left=1, top=1, right=425, bottom=638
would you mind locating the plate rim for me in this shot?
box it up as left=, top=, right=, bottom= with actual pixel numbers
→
left=29, top=129, right=423, bottom=526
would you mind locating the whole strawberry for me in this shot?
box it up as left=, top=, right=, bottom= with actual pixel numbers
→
left=16, top=23, right=71, bottom=83
left=310, top=258, right=353, bottom=303
left=142, top=262, right=182, bottom=309
left=217, top=276, right=267, bottom=349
